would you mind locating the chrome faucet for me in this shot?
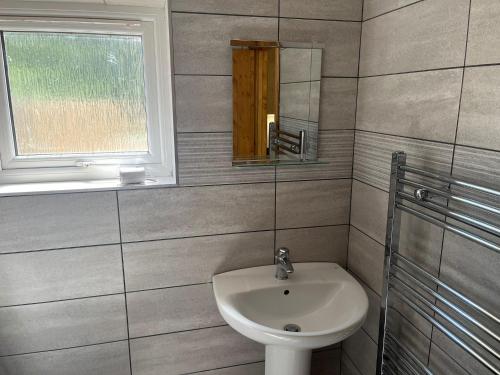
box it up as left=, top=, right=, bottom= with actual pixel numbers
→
left=275, top=247, right=294, bottom=280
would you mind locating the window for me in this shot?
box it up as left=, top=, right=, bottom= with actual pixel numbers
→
left=0, top=5, right=175, bottom=187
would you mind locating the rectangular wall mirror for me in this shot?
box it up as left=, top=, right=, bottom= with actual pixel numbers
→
left=231, top=40, right=325, bottom=166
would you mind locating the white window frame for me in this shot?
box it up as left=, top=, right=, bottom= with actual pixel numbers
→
left=0, top=2, right=176, bottom=187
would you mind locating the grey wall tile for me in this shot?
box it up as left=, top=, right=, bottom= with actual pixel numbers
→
left=356, top=69, right=462, bottom=142
left=320, top=78, right=357, bottom=130
left=192, top=362, right=265, bottom=375
left=280, top=48, right=312, bottom=84
left=171, top=0, right=279, bottom=16
left=130, top=326, right=264, bottom=375
left=342, top=329, right=377, bottom=375
left=177, top=133, right=275, bottom=186
left=276, top=130, right=354, bottom=182
left=309, top=81, right=320, bottom=122
left=0, top=295, right=127, bottom=356
left=341, top=352, right=363, bottom=375
left=353, top=131, right=454, bottom=191
left=358, top=277, right=381, bottom=342
left=0, top=341, right=130, bottom=375
left=311, top=349, right=341, bottom=375
left=466, top=0, right=500, bottom=66
left=276, top=179, right=351, bottom=229
left=348, top=226, right=385, bottom=295
left=276, top=225, right=349, bottom=265
left=350, top=180, right=388, bottom=244
left=428, top=342, right=470, bottom=375
left=279, top=19, right=361, bottom=77
left=280, top=0, right=362, bottom=21
left=280, top=82, right=312, bottom=121
left=119, top=184, right=275, bottom=243
left=360, top=0, right=469, bottom=76
left=0, top=245, right=123, bottom=306
left=0, top=192, right=119, bottom=253
left=457, top=66, right=500, bottom=151
left=175, top=76, right=232, bottom=133
left=123, top=231, right=274, bottom=291
left=127, top=284, right=224, bottom=338
left=363, top=0, right=421, bottom=20
left=172, top=13, right=277, bottom=75
left=452, top=146, right=500, bottom=189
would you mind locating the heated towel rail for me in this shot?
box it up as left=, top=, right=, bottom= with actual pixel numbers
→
left=377, top=151, right=500, bottom=375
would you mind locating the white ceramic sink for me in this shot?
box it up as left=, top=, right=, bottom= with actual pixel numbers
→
left=213, top=263, right=369, bottom=375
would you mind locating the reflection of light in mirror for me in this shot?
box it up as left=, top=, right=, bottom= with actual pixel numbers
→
left=266, top=114, right=275, bottom=149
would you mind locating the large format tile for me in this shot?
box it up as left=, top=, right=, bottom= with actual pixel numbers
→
left=358, top=277, right=382, bottom=342
left=130, top=326, right=264, bottom=375
left=175, top=75, right=232, bottom=133
left=276, top=225, right=349, bottom=265
left=342, top=329, right=377, bottom=375
left=452, top=146, right=500, bottom=189
left=0, top=295, right=127, bottom=356
left=276, top=179, right=351, bottom=229
left=356, top=69, right=462, bottom=142
left=119, top=184, right=275, bottom=243
left=457, top=66, right=500, bottom=151
left=127, top=283, right=224, bottom=338
left=0, top=341, right=130, bottom=375
left=279, top=19, right=360, bottom=77
left=280, top=0, right=362, bottom=21
left=466, top=0, right=500, bottom=66
left=320, top=78, right=357, bottom=130
left=276, top=130, right=354, bottom=182
left=192, top=362, right=265, bottom=375
left=177, top=133, right=275, bottom=186
left=341, top=352, right=363, bottom=375
left=172, top=13, right=277, bottom=75
left=0, top=192, right=119, bottom=253
left=170, top=0, right=279, bottom=16
left=428, top=341, right=470, bottom=375
left=360, top=0, right=469, bottom=76
left=363, top=0, right=421, bottom=20
left=348, top=226, right=385, bottom=295
left=0, top=245, right=123, bottom=306
left=350, top=180, right=388, bottom=244
left=353, top=131, right=454, bottom=191
left=280, top=82, right=312, bottom=121
left=123, top=231, right=274, bottom=291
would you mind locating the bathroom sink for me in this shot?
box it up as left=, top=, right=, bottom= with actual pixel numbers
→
left=213, top=263, right=368, bottom=375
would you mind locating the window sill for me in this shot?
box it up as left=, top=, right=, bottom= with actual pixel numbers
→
left=0, top=176, right=176, bottom=197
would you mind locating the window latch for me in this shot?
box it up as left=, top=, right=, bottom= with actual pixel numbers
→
left=75, top=160, right=95, bottom=168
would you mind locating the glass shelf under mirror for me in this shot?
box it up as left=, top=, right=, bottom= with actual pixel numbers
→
left=232, top=156, right=328, bottom=168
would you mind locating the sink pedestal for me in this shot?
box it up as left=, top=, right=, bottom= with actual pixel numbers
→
left=265, top=346, right=311, bottom=375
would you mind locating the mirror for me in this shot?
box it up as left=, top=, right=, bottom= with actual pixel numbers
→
left=231, top=40, right=324, bottom=166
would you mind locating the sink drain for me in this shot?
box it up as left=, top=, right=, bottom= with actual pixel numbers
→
left=284, top=324, right=301, bottom=332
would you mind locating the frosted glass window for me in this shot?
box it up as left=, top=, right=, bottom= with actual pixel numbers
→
left=3, top=31, right=149, bottom=156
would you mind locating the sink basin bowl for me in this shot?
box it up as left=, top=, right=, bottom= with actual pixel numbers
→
left=213, top=263, right=369, bottom=375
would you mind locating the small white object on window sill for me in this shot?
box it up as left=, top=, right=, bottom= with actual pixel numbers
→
left=120, top=166, right=146, bottom=185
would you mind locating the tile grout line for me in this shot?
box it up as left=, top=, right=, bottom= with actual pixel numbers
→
left=363, top=0, right=425, bottom=22
left=115, top=191, right=133, bottom=375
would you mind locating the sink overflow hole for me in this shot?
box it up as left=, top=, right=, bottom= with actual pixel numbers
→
left=284, top=324, right=301, bottom=332
left=284, top=290, right=290, bottom=295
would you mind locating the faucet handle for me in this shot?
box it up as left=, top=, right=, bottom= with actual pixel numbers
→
left=277, top=247, right=290, bottom=259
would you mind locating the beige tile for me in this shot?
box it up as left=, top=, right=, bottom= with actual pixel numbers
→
left=175, top=75, right=232, bottom=133
left=130, top=326, right=264, bottom=375
left=0, top=192, right=119, bottom=253
left=0, top=245, right=123, bottom=306
left=348, top=227, right=385, bottom=295
left=350, top=180, right=388, bottom=244
left=342, top=329, right=377, bottom=375
left=127, top=284, right=224, bottom=338
left=363, top=0, right=421, bottom=20
left=428, top=342, right=470, bottom=375
left=360, top=0, right=469, bottom=76
left=172, top=13, right=277, bottom=75
left=320, top=78, right=357, bottom=130
left=457, top=66, right=500, bottom=151
left=466, top=0, right=500, bottom=65
left=0, top=295, right=127, bottom=356
left=280, top=0, right=362, bottom=21
left=119, top=184, right=275, bottom=242
left=359, top=279, right=381, bottom=342
left=341, top=352, right=362, bottom=375
left=276, top=225, right=349, bottom=265
left=0, top=341, right=130, bottom=375
left=123, top=231, right=274, bottom=291
left=280, top=82, right=311, bottom=121
left=279, top=19, right=360, bottom=77
left=276, top=179, right=351, bottom=229
left=280, top=48, right=312, bottom=84
left=356, top=69, right=462, bottom=142
left=171, top=0, right=279, bottom=16
left=192, top=362, right=265, bottom=375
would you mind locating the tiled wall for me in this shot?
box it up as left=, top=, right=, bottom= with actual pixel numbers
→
left=0, top=1, right=362, bottom=374
left=345, top=1, right=500, bottom=374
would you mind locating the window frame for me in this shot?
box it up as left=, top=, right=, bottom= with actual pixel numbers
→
left=0, top=2, right=176, bottom=186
